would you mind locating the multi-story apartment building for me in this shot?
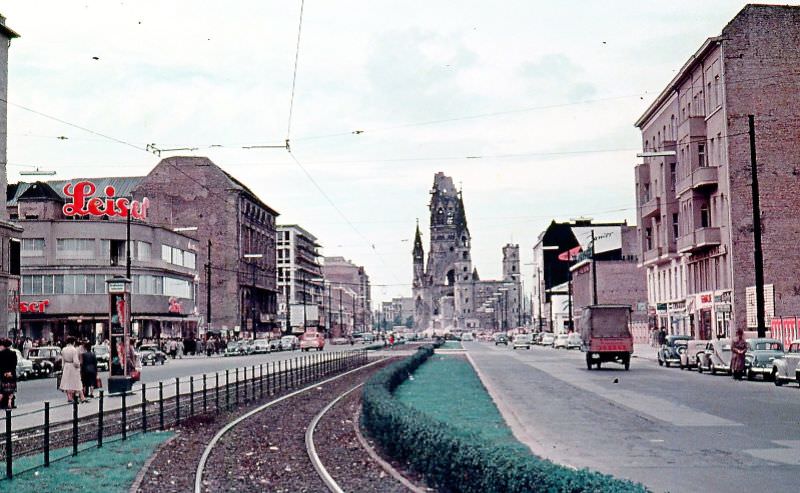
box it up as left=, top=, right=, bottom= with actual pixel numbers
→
left=322, top=256, right=371, bottom=335
left=276, top=224, right=324, bottom=332
left=635, top=4, right=800, bottom=339
left=136, top=156, right=280, bottom=338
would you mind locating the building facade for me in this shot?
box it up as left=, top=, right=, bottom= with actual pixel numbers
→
left=634, top=5, right=800, bottom=339
left=0, top=16, right=21, bottom=338
left=135, top=156, right=280, bottom=339
left=8, top=179, right=198, bottom=342
left=413, top=172, right=521, bottom=331
left=322, top=256, right=371, bottom=336
left=276, top=224, right=324, bottom=333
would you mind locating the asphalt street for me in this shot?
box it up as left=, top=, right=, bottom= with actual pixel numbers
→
left=465, top=341, right=800, bottom=493
left=15, top=345, right=343, bottom=407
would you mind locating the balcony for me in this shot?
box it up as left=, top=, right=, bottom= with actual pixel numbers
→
left=676, top=166, right=720, bottom=196
left=640, top=196, right=660, bottom=219
left=678, top=116, right=706, bottom=140
left=642, top=246, right=663, bottom=265
left=677, top=227, right=722, bottom=253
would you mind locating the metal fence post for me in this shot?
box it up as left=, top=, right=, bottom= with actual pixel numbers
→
left=225, top=370, right=230, bottom=410
left=259, top=364, right=264, bottom=399
left=235, top=368, right=240, bottom=407
left=251, top=365, right=256, bottom=398
left=189, top=376, right=195, bottom=418
left=159, top=382, right=164, bottom=431
left=98, top=390, right=104, bottom=447
left=242, top=367, right=247, bottom=402
left=215, top=373, right=220, bottom=413
left=142, top=383, right=148, bottom=434
left=121, top=391, right=127, bottom=440
left=270, top=361, right=274, bottom=394
left=203, top=374, right=207, bottom=414
left=44, top=401, right=50, bottom=467
left=175, top=377, right=181, bottom=425
left=73, top=398, right=79, bottom=453
left=5, top=409, right=12, bottom=479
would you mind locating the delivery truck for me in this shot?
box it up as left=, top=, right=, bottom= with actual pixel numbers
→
left=580, top=304, right=634, bottom=370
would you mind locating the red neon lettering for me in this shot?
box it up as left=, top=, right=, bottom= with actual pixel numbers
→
left=62, top=181, right=148, bottom=220
left=19, top=300, right=49, bottom=313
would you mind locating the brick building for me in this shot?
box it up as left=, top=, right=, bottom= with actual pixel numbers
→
left=322, top=256, right=371, bottom=336
left=135, top=156, right=280, bottom=338
left=634, top=4, right=800, bottom=339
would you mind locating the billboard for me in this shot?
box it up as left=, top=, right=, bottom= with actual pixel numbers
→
left=290, top=304, right=319, bottom=328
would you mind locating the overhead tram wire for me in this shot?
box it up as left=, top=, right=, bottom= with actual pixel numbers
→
left=286, top=0, right=305, bottom=143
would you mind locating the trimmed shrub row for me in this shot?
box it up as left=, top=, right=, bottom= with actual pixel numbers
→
left=361, top=346, right=650, bottom=493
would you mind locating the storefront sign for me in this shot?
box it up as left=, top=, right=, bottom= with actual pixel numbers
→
left=20, top=300, right=49, bottom=313
left=715, top=304, right=732, bottom=313
left=168, top=297, right=182, bottom=314
left=62, top=181, right=150, bottom=220
left=699, top=294, right=712, bottom=304
left=656, top=303, right=667, bottom=312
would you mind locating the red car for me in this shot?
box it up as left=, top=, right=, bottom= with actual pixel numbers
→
left=300, top=332, right=325, bottom=351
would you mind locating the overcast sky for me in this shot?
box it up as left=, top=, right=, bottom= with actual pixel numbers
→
left=0, top=1, right=780, bottom=305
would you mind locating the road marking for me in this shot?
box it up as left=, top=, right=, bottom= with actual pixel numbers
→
left=482, top=345, right=741, bottom=427
left=745, top=440, right=800, bottom=465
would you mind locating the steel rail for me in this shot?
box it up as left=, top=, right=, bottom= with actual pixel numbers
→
left=193, top=357, right=383, bottom=493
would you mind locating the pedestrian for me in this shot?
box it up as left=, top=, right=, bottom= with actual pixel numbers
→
left=80, top=341, right=98, bottom=398
left=731, top=328, right=747, bottom=380
left=59, top=336, right=85, bottom=403
left=657, top=327, right=667, bottom=346
left=176, top=339, right=184, bottom=359
left=169, top=339, right=177, bottom=359
left=22, top=337, right=32, bottom=358
left=0, top=339, right=17, bottom=409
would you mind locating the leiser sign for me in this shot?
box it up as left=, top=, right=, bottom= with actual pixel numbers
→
left=62, top=181, right=149, bottom=220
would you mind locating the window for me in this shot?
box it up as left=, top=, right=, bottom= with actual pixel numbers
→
left=21, top=238, right=45, bottom=257
left=672, top=213, right=679, bottom=239
left=184, top=251, right=196, bottom=269
left=57, top=238, right=95, bottom=259
left=645, top=227, right=653, bottom=250
left=164, top=277, right=192, bottom=298
left=700, top=204, right=710, bottom=228
left=698, top=143, right=706, bottom=167
left=669, top=163, right=676, bottom=190
left=136, top=241, right=151, bottom=261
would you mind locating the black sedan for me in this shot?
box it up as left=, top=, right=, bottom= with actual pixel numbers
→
left=138, top=346, right=167, bottom=366
left=657, top=335, right=692, bottom=368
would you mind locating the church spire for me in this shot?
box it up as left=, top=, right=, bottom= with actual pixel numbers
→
left=413, top=219, right=424, bottom=259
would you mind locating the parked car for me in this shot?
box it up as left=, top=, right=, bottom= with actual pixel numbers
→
left=252, top=339, right=271, bottom=354
left=745, top=338, right=784, bottom=381
left=138, top=344, right=167, bottom=366
left=268, top=338, right=282, bottom=352
left=240, top=340, right=255, bottom=355
left=92, top=344, right=110, bottom=371
left=679, top=340, right=707, bottom=370
left=553, top=333, right=569, bottom=349
left=224, top=341, right=244, bottom=357
left=512, top=333, right=532, bottom=350
left=362, top=333, right=375, bottom=344
left=566, top=332, right=582, bottom=350
left=697, top=338, right=732, bottom=375
left=657, top=335, right=691, bottom=368
left=772, top=339, right=800, bottom=386
left=13, top=349, right=34, bottom=380
left=540, top=333, right=556, bottom=347
left=461, top=333, right=474, bottom=341
left=494, top=334, right=509, bottom=346
left=280, top=335, right=299, bottom=351
left=300, top=332, right=325, bottom=351
left=533, top=332, right=545, bottom=345
left=27, top=346, right=62, bottom=377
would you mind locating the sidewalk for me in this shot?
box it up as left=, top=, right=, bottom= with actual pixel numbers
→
left=633, top=343, right=658, bottom=362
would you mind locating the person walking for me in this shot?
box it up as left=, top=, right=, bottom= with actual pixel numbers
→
left=80, top=341, right=98, bottom=398
left=59, top=337, right=85, bottom=403
left=0, top=339, right=17, bottom=409
left=731, top=328, right=747, bottom=380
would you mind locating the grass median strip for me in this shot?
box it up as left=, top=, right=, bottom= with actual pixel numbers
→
left=0, top=431, right=173, bottom=493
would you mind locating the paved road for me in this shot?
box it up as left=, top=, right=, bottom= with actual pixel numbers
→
left=14, top=345, right=351, bottom=409
left=465, top=341, right=800, bottom=493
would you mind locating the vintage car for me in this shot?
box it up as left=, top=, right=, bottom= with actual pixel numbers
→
left=512, top=333, right=532, bottom=350
left=27, top=346, right=62, bottom=377
left=657, top=335, right=691, bottom=368
left=92, top=344, right=110, bottom=371
left=300, top=332, right=325, bottom=351
left=772, top=339, right=800, bottom=386
left=138, top=344, right=168, bottom=366
left=679, top=340, right=707, bottom=370
left=13, top=349, right=34, bottom=380
left=697, top=338, right=732, bottom=375
left=745, top=338, right=784, bottom=381
left=494, top=333, right=509, bottom=346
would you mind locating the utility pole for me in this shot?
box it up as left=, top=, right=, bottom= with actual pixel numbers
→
left=339, top=289, right=343, bottom=337
left=538, top=267, right=544, bottom=331
left=206, top=239, right=212, bottom=336
left=301, top=269, right=307, bottom=331
left=567, top=266, right=573, bottom=331
left=749, top=115, right=766, bottom=337
left=591, top=229, right=598, bottom=305
left=352, top=295, right=356, bottom=335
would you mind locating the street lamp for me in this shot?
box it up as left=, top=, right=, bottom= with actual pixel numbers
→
left=244, top=253, right=263, bottom=338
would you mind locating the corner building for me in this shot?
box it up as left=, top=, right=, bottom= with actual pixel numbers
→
left=635, top=5, right=800, bottom=338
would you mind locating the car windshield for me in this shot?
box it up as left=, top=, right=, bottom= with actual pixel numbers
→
left=227, top=342, right=238, bottom=349
left=753, top=341, right=783, bottom=351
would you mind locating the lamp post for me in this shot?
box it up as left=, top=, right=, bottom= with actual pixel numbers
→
left=244, top=254, right=263, bottom=338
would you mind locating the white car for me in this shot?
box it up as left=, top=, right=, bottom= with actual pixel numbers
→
left=553, top=333, right=569, bottom=349
left=540, top=333, right=556, bottom=347
left=566, top=332, right=582, bottom=350
left=461, top=333, right=474, bottom=341
left=13, top=349, right=34, bottom=380
left=512, top=334, right=532, bottom=350
left=280, top=335, right=299, bottom=351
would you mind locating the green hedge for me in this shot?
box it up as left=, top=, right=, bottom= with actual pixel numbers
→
left=361, top=346, right=649, bottom=493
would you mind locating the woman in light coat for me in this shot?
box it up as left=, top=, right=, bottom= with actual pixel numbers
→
left=59, top=337, right=85, bottom=403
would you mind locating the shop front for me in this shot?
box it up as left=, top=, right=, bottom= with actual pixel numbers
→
left=688, top=290, right=732, bottom=340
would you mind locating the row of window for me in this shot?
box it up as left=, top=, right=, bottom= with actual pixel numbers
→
left=20, top=238, right=194, bottom=269
left=21, top=273, right=194, bottom=299
left=161, top=245, right=196, bottom=269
